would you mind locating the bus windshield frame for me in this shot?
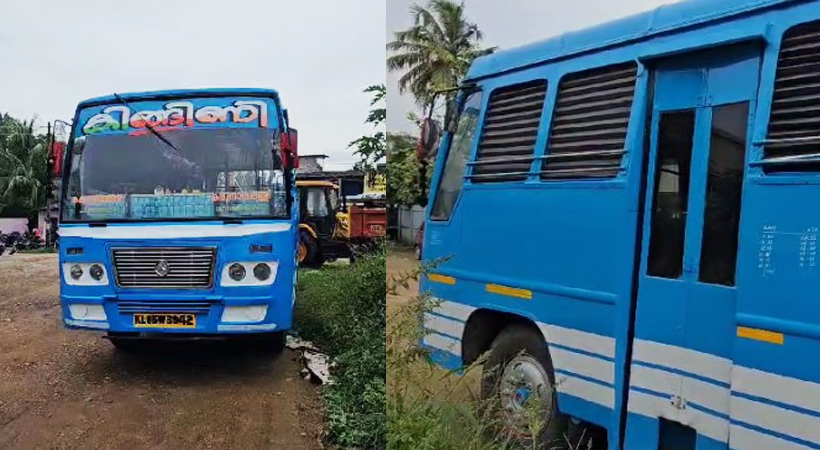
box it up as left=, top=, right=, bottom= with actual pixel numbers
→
left=60, top=95, right=293, bottom=224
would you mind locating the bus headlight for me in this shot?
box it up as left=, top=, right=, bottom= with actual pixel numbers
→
left=253, top=263, right=271, bottom=281
left=63, top=263, right=109, bottom=286
left=221, top=262, right=278, bottom=287
left=89, top=264, right=105, bottom=281
left=229, top=263, right=246, bottom=281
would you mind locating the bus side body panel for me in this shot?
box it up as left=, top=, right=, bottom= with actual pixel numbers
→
left=421, top=1, right=820, bottom=449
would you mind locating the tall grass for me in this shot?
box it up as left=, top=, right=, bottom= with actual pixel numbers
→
left=295, top=249, right=386, bottom=449
left=386, top=258, right=596, bottom=450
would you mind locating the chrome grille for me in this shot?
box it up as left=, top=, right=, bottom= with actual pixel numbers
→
left=112, top=247, right=216, bottom=289
left=117, top=300, right=212, bottom=314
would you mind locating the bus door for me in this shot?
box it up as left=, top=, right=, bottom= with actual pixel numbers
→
left=624, top=43, right=761, bottom=449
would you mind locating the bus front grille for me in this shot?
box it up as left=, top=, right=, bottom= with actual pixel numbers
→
left=112, top=247, right=217, bottom=289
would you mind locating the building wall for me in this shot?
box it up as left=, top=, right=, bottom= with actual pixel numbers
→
left=0, top=218, right=28, bottom=235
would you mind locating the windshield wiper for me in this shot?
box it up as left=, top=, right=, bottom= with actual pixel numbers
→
left=113, top=93, right=181, bottom=152
left=112, top=93, right=203, bottom=178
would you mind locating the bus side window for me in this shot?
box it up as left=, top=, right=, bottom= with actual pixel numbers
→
left=429, top=91, right=484, bottom=221
left=648, top=111, right=696, bottom=279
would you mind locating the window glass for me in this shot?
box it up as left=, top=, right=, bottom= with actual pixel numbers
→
left=699, top=102, right=748, bottom=286
left=648, top=110, right=695, bottom=279
left=430, top=91, right=484, bottom=220
left=306, top=188, right=328, bottom=217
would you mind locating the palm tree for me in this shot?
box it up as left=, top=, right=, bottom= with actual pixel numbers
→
left=0, top=115, right=49, bottom=213
left=387, top=0, right=495, bottom=112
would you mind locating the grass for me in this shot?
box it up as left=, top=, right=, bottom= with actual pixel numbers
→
left=294, top=248, right=386, bottom=449
left=17, top=247, right=57, bottom=254
left=386, top=255, right=597, bottom=450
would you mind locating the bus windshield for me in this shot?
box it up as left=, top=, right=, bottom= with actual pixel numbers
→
left=61, top=127, right=289, bottom=222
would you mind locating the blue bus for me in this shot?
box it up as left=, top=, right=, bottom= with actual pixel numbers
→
left=57, top=88, right=299, bottom=351
left=418, top=0, right=820, bottom=448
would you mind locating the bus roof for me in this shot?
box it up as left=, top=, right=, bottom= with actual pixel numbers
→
left=466, top=0, right=799, bottom=80
left=77, top=88, right=281, bottom=108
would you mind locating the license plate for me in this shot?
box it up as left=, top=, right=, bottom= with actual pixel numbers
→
left=133, top=313, right=196, bottom=329
left=369, top=224, right=384, bottom=234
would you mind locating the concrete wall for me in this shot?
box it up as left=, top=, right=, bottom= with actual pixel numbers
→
left=394, top=205, right=425, bottom=245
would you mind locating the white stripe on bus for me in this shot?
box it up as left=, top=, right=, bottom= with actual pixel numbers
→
left=550, top=347, right=615, bottom=385
left=555, top=374, right=615, bottom=409
left=629, top=364, right=730, bottom=417
left=627, top=389, right=728, bottom=443
left=732, top=395, right=820, bottom=447
left=58, top=223, right=292, bottom=239
left=733, top=366, right=820, bottom=417
left=539, top=323, right=616, bottom=359
left=632, top=339, right=731, bottom=385
left=423, top=332, right=462, bottom=357
left=423, top=313, right=465, bottom=339
left=430, top=300, right=476, bottom=322
left=730, top=423, right=809, bottom=450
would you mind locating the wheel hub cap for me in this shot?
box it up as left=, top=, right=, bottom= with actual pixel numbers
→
left=499, top=354, right=553, bottom=437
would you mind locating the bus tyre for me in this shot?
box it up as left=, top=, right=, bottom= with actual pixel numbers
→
left=251, top=332, right=285, bottom=354
left=481, top=324, right=570, bottom=449
left=299, top=231, right=321, bottom=268
left=108, top=335, right=142, bottom=354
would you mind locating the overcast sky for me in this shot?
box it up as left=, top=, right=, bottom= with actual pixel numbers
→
left=387, top=0, right=680, bottom=135
left=0, top=0, right=385, bottom=171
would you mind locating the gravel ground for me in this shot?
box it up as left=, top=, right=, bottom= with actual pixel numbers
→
left=0, top=253, right=324, bottom=450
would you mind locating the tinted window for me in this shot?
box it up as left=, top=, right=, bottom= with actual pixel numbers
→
left=648, top=110, right=695, bottom=279
left=699, top=102, right=748, bottom=286
left=430, top=91, right=484, bottom=220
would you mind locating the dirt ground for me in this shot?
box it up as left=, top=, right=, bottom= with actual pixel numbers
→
left=386, top=247, right=418, bottom=309
left=0, top=253, right=324, bottom=450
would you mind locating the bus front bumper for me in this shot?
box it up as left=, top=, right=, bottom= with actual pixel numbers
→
left=60, top=295, right=291, bottom=335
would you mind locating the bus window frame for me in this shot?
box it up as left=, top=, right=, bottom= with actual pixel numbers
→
left=428, top=88, right=485, bottom=223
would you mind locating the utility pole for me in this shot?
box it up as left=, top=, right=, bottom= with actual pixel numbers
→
left=45, top=122, right=52, bottom=248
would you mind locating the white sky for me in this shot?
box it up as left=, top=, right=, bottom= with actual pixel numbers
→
left=0, top=0, right=385, bottom=171
left=387, top=0, right=680, bottom=135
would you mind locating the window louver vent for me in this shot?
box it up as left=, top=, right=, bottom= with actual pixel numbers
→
left=542, top=62, right=637, bottom=179
left=472, top=80, right=547, bottom=182
left=764, top=19, right=820, bottom=172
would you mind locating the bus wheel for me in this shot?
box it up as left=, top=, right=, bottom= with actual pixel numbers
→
left=250, top=332, right=285, bottom=354
left=107, top=333, right=143, bottom=353
left=481, top=324, right=569, bottom=449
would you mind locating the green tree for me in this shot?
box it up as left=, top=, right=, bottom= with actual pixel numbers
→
left=350, top=85, right=386, bottom=169
left=386, top=132, right=430, bottom=206
left=387, top=0, right=495, bottom=112
left=0, top=114, right=49, bottom=216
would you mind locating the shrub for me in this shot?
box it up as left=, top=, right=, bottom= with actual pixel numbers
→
left=295, top=248, right=386, bottom=449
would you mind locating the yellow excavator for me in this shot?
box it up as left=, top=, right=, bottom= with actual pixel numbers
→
left=296, top=178, right=385, bottom=267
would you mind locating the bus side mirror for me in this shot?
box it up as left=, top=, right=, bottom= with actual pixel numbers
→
left=416, top=118, right=441, bottom=161
left=444, top=99, right=459, bottom=133
left=281, top=128, right=299, bottom=169
left=72, top=136, right=86, bottom=155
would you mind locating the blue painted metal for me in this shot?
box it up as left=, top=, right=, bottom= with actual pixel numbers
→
left=420, top=0, right=820, bottom=449
left=78, top=88, right=281, bottom=107
left=58, top=88, right=298, bottom=338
